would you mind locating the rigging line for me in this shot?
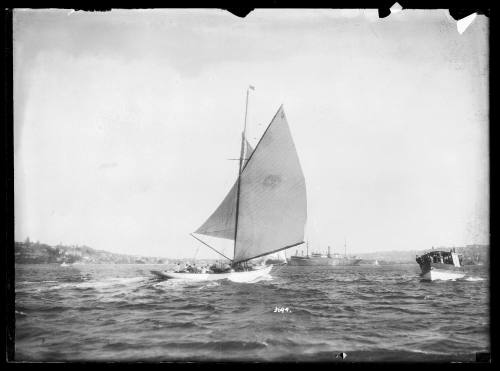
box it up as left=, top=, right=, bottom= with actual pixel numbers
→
left=190, top=233, right=233, bottom=262
left=233, top=241, right=305, bottom=265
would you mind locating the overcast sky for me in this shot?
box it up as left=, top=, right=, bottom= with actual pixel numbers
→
left=14, top=9, right=488, bottom=259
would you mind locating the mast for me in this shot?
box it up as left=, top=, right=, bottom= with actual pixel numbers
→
left=344, top=238, right=347, bottom=257
left=233, top=85, right=254, bottom=263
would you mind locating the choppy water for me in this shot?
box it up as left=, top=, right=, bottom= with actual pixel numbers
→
left=14, top=264, right=489, bottom=362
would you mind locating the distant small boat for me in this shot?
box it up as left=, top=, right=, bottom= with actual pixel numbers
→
left=416, top=249, right=465, bottom=281
left=60, top=262, right=70, bottom=267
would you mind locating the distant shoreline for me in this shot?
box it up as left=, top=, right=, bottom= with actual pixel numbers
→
left=14, top=240, right=218, bottom=265
left=14, top=240, right=488, bottom=266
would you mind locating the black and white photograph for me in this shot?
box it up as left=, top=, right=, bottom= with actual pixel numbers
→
left=10, top=8, right=489, bottom=362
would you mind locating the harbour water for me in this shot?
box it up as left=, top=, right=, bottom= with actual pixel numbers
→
left=14, top=263, right=489, bottom=362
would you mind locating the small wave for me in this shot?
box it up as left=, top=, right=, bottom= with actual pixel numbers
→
left=161, top=321, right=201, bottom=329
left=162, top=340, right=268, bottom=352
left=463, top=276, right=485, bottom=282
left=190, top=281, right=222, bottom=292
left=204, top=281, right=221, bottom=288
left=348, top=293, right=375, bottom=300
left=151, top=279, right=227, bottom=293
left=369, top=306, right=430, bottom=315
left=228, top=274, right=273, bottom=283
left=103, top=341, right=151, bottom=351
left=377, top=293, right=415, bottom=300
left=171, top=311, right=197, bottom=317
left=44, top=276, right=150, bottom=291
left=178, top=303, right=216, bottom=312
left=273, top=286, right=325, bottom=297
left=84, top=276, right=149, bottom=287
left=113, top=302, right=163, bottom=310
left=253, top=274, right=274, bottom=282
left=287, top=308, right=314, bottom=316
left=41, top=282, right=83, bottom=291
left=18, top=280, right=59, bottom=284
left=332, top=349, right=476, bottom=362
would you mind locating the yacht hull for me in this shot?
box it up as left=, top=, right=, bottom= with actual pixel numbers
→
left=151, top=264, right=273, bottom=282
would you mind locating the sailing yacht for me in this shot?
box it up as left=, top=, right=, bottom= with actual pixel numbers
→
left=152, top=89, right=307, bottom=281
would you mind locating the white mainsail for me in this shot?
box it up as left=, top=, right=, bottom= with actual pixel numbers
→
left=194, top=105, right=307, bottom=264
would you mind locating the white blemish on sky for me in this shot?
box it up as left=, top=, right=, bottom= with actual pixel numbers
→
left=457, top=13, right=478, bottom=35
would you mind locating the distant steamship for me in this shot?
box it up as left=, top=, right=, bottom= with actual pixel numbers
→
left=287, top=242, right=361, bottom=266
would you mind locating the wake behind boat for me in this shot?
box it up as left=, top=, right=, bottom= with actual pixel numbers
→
left=153, top=87, right=307, bottom=281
